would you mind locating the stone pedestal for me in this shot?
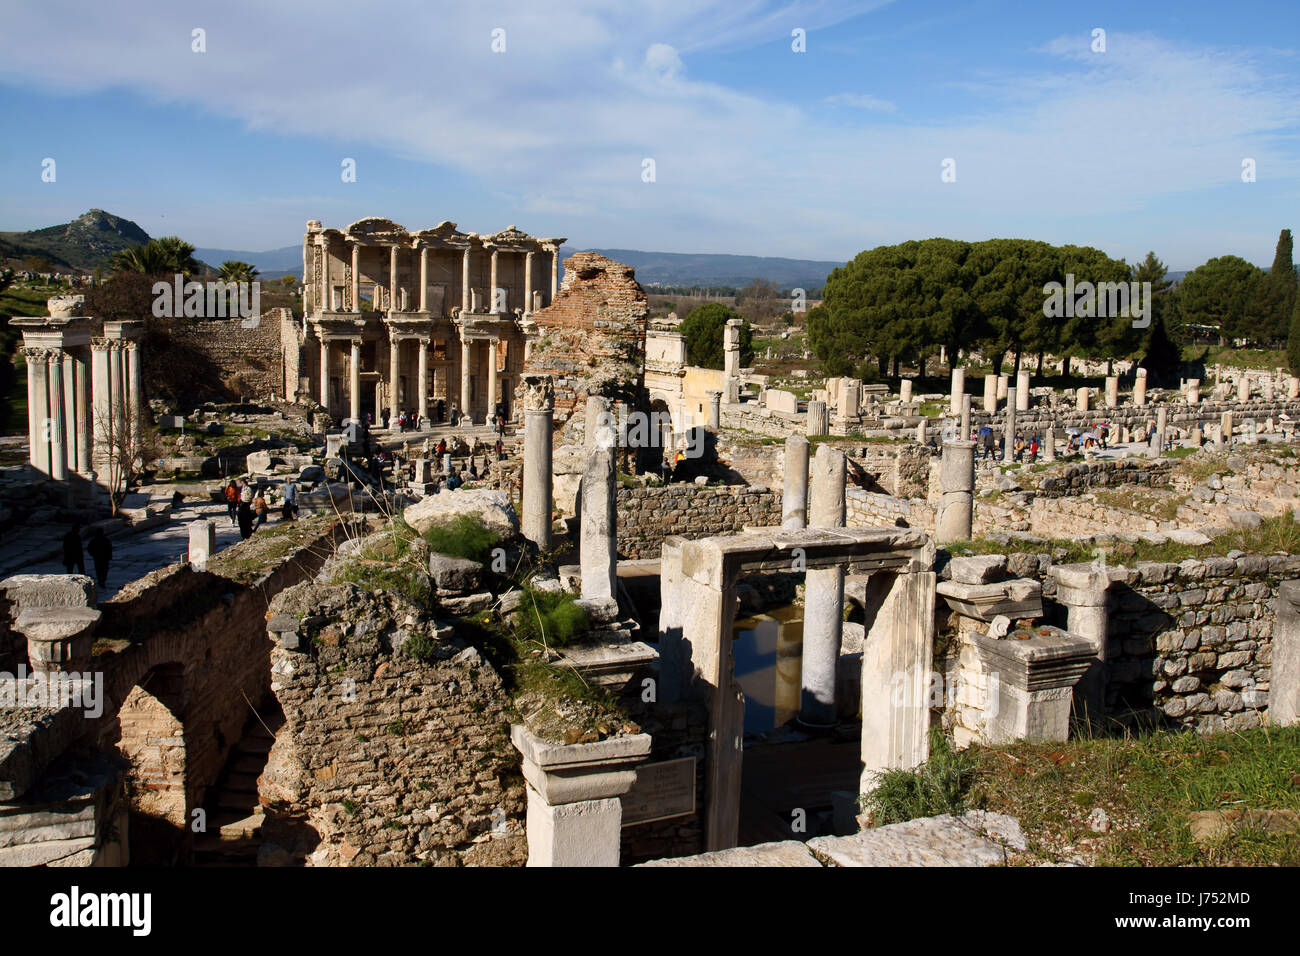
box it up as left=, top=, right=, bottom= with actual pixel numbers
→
left=801, top=445, right=846, bottom=727
left=1002, top=388, right=1017, bottom=463
left=1238, top=376, right=1251, bottom=403
left=1262, top=378, right=1275, bottom=402
left=1043, top=426, right=1056, bottom=462
left=916, top=420, right=927, bottom=445
left=1221, top=410, right=1234, bottom=444
left=950, top=367, right=965, bottom=416
left=1186, top=379, right=1201, bottom=404
left=1077, top=387, right=1090, bottom=412
left=512, top=726, right=651, bottom=867
left=1047, top=564, right=1110, bottom=730
left=1015, top=371, right=1030, bottom=410
left=1105, top=376, right=1118, bottom=408
left=188, top=520, right=216, bottom=571
left=1288, top=377, right=1299, bottom=401
left=936, top=440, right=975, bottom=545
left=982, top=375, right=997, bottom=413
left=782, top=435, right=809, bottom=530
left=900, top=379, right=913, bottom=404
left=806, top=400, right=829, bottom=437
left=968, top=625, right=1094, bottom=744
left=581, top=425, right=617, bottom=602
left=14, top=607, right=101, bottom=674
left=1133, top=367, right=1147, bottom=406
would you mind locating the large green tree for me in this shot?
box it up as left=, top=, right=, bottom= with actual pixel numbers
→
left=1247, top=229, right=1297, bottom=345
left=111, top=236, right=201, bottom=276
left=1178, top=255, right=1263, bottom=343
left=679, top=302, right=753, bottom=369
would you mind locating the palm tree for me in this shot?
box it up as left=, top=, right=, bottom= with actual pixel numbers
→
left=111, top=236, right=201, bottom=276
left=218, top=260, right=259, bottom=282
left=153, top=236, right=201, bottom=274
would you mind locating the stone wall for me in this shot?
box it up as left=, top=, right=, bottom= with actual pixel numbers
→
left=1035, top=458, right=1171, bottom=497
left=260, top=580, right=525, bottom=867
left=617, top=698, right=708, bottom=865
left=846, top=488, right=934, bottom=531
left=163, top=307, right=291, bottom=400
left=616, top=484, right=781, bottom=559
left=520, top=253, right=649, bottom=442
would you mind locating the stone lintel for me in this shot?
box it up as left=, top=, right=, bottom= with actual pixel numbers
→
left=936, top=579, right=1043, bottom=622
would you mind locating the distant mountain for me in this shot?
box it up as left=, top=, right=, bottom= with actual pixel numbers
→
left=193, top=245, right=302, bottom=279
left=0, top=209, right=153, bottom=272
left=577, top=248, right=843, bottom=290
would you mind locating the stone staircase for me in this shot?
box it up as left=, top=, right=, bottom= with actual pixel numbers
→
left=192, top=704, right=283, bottom=866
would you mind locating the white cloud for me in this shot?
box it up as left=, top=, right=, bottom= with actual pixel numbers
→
left=0, top=4, right=1294, bottom=263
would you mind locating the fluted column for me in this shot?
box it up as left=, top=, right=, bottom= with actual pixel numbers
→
left=74, top=349, right=90, bottom=473
left=46, top=351, right=67, bottom=481
left=419, top=247, right=429, bottom=312
left=61, top=351, right=78, bottom=473
left=489, top=248, right=499, bottom=313
left=417, top=337, right=429, bottom=420
left=550, top=248, right=559, bottom=303
left=521, top=375, right=555, bottom=550
left=389, top=244, right=399, bottom=313
left=110, top=342, right=126, bottom=451
left=90, top=339, right=112, bottom=471
left=460, top=338, right=473, bottom=421
left=126, top=341, right=141, bottom=452
left=351, top=243, right=360, bottom=313
left=319, top=336, right=330, bottom=410
left=462, top=247, right=472, bottom=314
left=389, top=336, right=401, bottom=423
left=487, top=338, right=499, bottom=419
left=320, top=241, right=331, bottom=311
left=349, top=339, right=361, bottom=422
left=524, top=251, right=535, bottom=314
left=23, top=347, right=49, bottom=475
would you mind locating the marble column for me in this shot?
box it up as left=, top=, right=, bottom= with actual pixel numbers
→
left=126, top=341, right=141, bottom=451
left=487, top=338, right=499, bottom=419
left=389, top=245, right=399, bottom=313
left=997, top=374, right=1008, bottom=401
left=1003, top=387, right=1017, bottom=463
left=349, top=339, right=361, bottom=422
left=982, top=375, right=997, bottom=413
left=1049, top=564, right=1110, bottom=731
left=1154, top=407, right=1168, bottom=456
left=550, top=248, right=559, bottom=303
left=1043, top=425, right=1057, bottom=462
left=351, top=243, right=360, bottom=313
left=900, top=379, right=913, bottom=404
left=110, top=342, right=126, bottom=446
left=90, top=340, right=111, bottom=470
left=1133, top=367, right=1148, bottom=406
left=462, top=247, right=472, bottom=314
left=960, top=393, right=972, bottom=439
left=1238, top=375, right=1251, bottom=403
left=319, top=337, right=330, bottom=410
left=581, top=424, right=617, bottom=603
left=782, top=435, right=809, bottom=530
left=1077, top=386, right=1090, bottom=412
left=61, top=351, right=78, bottom=473
left=521, top=375, right=555, bottom=551
left=460, top=339, right=473, bottom=422
left=707, top=390, right=722, bottom=429
left=489, top=249, right=500, bottom=313
left=1016, top=370, right=1030, bottom=410
left=418, top=338, right=429, bottom=420
left=950, top=366, right=965, bottom=416
left=936, top=440, right=975, bottom=544
left=1221, top=410, right=1234, bottom=443
left=25, top=347, right=49, bottom=475
left=1186, top=378, right=1201, bottom=404
left=389, top=337, right=401, bottom=423
left=524, top=251, right=535, bottom=315
left=419, top=247, right=429, bottom=312
left=74, top=350, right=90, bottom=473
left=1289, top=377, right=1299, bottom=401
left=801, top=444, right=846, bottom=728
left=806, top=400, right=828, bottom=436
left=1105, top=375, right=1118, bottom=408
left=46, top=351, right=66, bottom=481
left=320, top=241, right=331, bottom=311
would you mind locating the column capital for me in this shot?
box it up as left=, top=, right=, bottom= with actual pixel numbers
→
left=520, top=374, right=555, bottom=413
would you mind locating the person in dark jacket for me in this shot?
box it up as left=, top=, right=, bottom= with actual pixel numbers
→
left=62, top=523, right=85, bottom=575
left=237, top=500, right=255, bottom=540
left=86, top=528, right=112, bottom=588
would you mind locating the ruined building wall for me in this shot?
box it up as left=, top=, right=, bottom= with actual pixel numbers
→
left=260, top=583, right=525, bottom=867
left=162, top=307, right=291, bottom=400
left=616, top=485, right=781, bottom=559
left=520, top=253, right=649, bottom=443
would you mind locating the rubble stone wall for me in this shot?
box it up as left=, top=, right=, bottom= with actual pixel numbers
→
left=163, top=308, right=291, bottom=400
left=616, top=485, right=781, bottom=559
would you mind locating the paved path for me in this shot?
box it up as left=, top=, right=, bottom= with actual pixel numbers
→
left=15, top=501, right=247, bottom=600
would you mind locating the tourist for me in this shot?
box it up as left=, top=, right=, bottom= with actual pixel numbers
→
left=447, top=468, right=462, bottom=491
left=436, top=438, right=447, bottom=457
left=239, top=479, right=253, bottom=505
left=978, top=426, right=995, bottom=460
left=469, top=462, right=479, bottom=481
left=253, top=488, right=270, bottom=528
left=62, top=523, right=85, bottom=575
left=495, top=438, right=504, bottom=460
left=237, top=498, right=255, bottom=540
left=282, top=478, right=298, bottom=521
left=86, top=528, right=112, bottom=589
left=224, top=481, right=239, bottom=525
left=1029, top=435, right=1040, bottom=461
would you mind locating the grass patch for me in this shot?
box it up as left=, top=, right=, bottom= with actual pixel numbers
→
left=420, top=513, right=500, bottom=563
left=861, top=727, right=978, bottom=825
left=513, top=586, right=590, bottom=649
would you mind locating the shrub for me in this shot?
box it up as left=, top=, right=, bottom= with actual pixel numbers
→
left=421, top=513, right=501, bottom=563
left=860, top=727, right=978, bottom=825
left=514, top=587, right=589, bottom=648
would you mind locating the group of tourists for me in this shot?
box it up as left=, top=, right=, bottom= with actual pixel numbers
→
left=222, top=477, right=299, bottom=540
left=61, top=522, right=113, bottom=588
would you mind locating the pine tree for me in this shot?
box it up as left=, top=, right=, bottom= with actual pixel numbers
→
left=1268, top=229, right=1297, bottom=345
left=1288, top=290, right=1300, bottom=376
left=1141, top=313, right=1181, bottom=388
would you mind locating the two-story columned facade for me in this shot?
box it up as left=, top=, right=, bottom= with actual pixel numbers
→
left=298, top=217, right=565, bottom=426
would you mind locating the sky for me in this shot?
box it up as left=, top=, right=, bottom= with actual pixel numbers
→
left=0, top=0, right=1297, bottom=271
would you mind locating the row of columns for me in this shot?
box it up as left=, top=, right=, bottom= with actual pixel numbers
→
left=322, top=240, right=561, bottom=316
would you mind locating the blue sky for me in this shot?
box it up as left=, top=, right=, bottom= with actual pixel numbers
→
left=0, top=0, right=1296, bottom=270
